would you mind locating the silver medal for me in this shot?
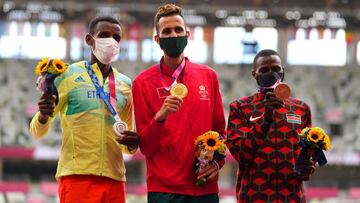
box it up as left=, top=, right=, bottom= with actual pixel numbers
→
left=113, top=115, right=128, bottom=136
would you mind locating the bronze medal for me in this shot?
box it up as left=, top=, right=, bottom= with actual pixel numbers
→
left=274, top=83, right=291, bottom=100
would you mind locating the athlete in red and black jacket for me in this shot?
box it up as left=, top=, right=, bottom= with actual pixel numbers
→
left=226, top=49, right=315, bottom=203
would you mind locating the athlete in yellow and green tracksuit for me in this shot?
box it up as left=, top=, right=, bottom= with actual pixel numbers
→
left=30, top=61, right=135, bottom=182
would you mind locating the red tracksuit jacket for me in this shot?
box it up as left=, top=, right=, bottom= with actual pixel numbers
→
left=133, top=58, right=226, bottom=196
left=227, top=92, right=312, bottom=203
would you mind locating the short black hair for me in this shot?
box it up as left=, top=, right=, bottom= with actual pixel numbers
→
left=88, top=16, right=121, bottom=35
left=253, top=49, right=280, bottom=67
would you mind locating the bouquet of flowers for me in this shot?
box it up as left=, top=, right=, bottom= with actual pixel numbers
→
left=295, top=127, right=331, bottom=175
left=35, top=58, right=68, bottom=102
left=193, top=131, right=226, bottom=187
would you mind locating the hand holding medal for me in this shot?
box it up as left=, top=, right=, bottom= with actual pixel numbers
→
left=259, top=71, right=291, bottom=100
left=159, top=58, right=188, bottom=99
left=155, top=58, right=188, bottom=122
left=85, top=61, right=129, bottom=137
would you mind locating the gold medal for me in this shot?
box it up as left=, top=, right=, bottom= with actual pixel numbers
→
left=170, top=83, right=188, bottom=99
left=274, top=83, right=291, bottom=100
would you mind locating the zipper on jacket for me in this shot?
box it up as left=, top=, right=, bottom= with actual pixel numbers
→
left=274, top=121, right=279, bottom=203
left=99, top=89, right=105, bottom=176
left=95, top=65, right=105, bottom=176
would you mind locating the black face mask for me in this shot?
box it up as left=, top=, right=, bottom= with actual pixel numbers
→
left=256, top=71, right=284, bottom=88
left=159, top=36, right=188, bottom=58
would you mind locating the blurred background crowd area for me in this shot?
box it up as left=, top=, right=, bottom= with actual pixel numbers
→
left=1, top=0, right=360, bottom=202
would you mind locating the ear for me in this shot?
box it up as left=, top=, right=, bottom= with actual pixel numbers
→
left=154, top=34, right=160, bottom=45
left=281, top=71, right=285, bottom=82
left=85, top=34, right=94, bottom=47
left=252, top=70, right=260, bottom=86
left=186, top=30, right=190, bottom=39
left=252, top=70, right=256, bottom=79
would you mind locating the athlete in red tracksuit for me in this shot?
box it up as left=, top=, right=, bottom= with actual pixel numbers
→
left=226, top=49, right=315, bottom=203
left=133, top=56, right=225, bottom=202
left=132, top=4, right=226, bottom=203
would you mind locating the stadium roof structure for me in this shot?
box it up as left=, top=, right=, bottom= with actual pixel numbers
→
left=1, top=0, right=360, bottom=28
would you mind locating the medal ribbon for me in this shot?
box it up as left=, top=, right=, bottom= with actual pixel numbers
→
left=158, top=58, right=186, bottom=91
left=109, top=69, right=116, bottom=110
left=85, top=61, right=118, bottom=118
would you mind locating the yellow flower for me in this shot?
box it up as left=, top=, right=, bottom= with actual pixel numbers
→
left=300, top=127, right=310, bottom=139
left=52, top=59, right=67, bottom=74
left=217, top=140, right=226, bottom=154
left=35, top=58, right=50, bottom=75
left=202, top=131, right=221, bottom=152
left=323, top=134, right=331, bottom=151
left=307, top=127, right=325, bottom=143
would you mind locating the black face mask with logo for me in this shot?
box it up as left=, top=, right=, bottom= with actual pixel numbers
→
left=256, top=72, right=284, bottom=93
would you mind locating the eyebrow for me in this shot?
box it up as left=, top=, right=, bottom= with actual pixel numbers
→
left=162, top=26, right=184, bottom=31
left=97, top=30, right=120, bottom=35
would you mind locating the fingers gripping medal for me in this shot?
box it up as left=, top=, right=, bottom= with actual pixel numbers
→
left=113, top=115, right=128, bottom=137
left=170, top=83, right=188, bottom=99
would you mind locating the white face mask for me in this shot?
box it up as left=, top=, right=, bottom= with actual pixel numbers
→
left=92, top=37, right=120, bottom=64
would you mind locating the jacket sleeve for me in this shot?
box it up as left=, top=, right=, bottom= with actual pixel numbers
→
left=211, top=71, right=226, bottom=168
left=212, top=71, right=226, bottom=137
left=132, top=79, right=164, bottom=157
left=119, top=84, right=137, bottom=154
left=29, top=75, right=68, bottom=139
left=226, top=101, right=268, bottom=168
left=304, top=102, right=312, bottom=128
left=119, top=85, right=134, bottom=132
left=29, top=112, right=55, bottom=139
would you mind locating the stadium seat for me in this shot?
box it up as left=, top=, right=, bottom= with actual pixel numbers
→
left=27, top=194, right=46, bottom=203
left=126, top=184, right=147, bottom=195
left=5, top=192, right=27, bottom=203
left=40, top=181, right=58, bottom=196
left=0, top=181, right=29, bottom=193
left=348, top=187, right=360, bottom=199
left=304, top=186, right=339, bottom=199
left=219, top=187, right=236, bottom=197
left=0, top=193, right=5, bottom=203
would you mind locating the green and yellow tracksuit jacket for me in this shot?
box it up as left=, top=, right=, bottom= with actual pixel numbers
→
left=30, top=61, right=135, bottom=182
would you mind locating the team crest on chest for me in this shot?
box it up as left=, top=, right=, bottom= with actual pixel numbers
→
left=198, top=85, right=209, bottom=100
